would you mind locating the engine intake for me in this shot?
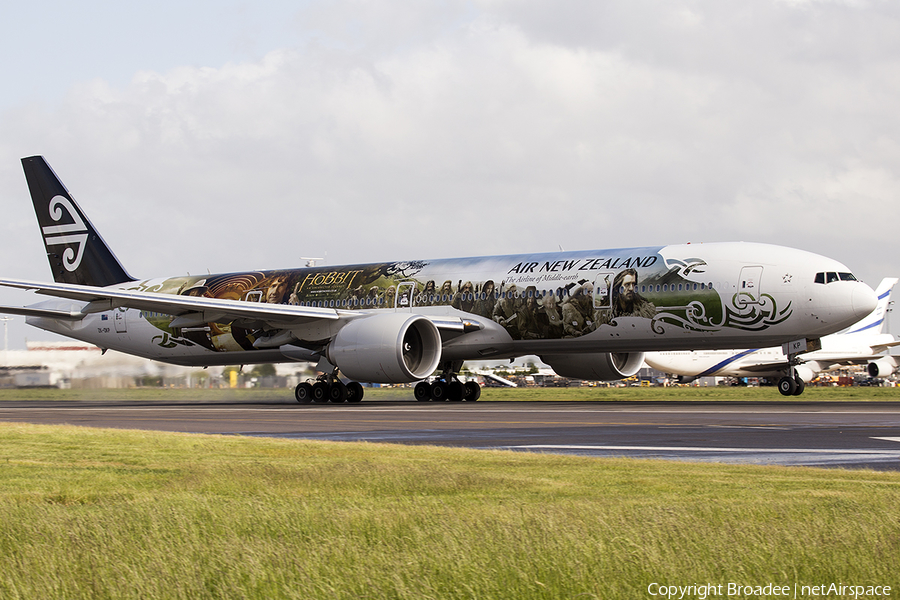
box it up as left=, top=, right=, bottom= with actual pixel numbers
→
left=327, top=313, right=442, bottom=383
left=541, top=352, right=645, bottom=381
left=868, top=356, right=898, bottom=378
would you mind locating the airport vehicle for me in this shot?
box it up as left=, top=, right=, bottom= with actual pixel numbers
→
left=0, top=156, right=878, bottom=403
left=644, top=278, right=898, bottom=395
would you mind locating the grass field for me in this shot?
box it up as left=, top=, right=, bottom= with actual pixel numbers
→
left=2, top=384, right=900, bottom=403
left=1, top=417, right=899, bottom=599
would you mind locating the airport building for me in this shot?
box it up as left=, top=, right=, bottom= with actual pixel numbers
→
left=0, top=341, right=195, bottom=388
left=0, top=341, right=316, bottom=389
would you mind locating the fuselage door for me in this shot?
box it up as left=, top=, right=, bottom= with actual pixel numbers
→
left=738, top=266, right=763, bottom=305
left=114, top=308, right=127, bottom=333
left=593, top=272, right=616, bottom=310
left=396, top=281, right=417, bottom=311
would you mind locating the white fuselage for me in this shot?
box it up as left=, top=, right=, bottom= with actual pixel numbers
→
left=25, top=242, right=877, bottom=369
left=644, top=277, right=897, bottom=382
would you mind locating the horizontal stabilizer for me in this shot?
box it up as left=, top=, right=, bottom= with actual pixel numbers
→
left=0, top=304, right=85, bottom=320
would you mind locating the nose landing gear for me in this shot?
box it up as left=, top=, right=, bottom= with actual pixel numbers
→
left=777, top=351, right=806, bottom=396
left=777, top=374, right=805, bottom=396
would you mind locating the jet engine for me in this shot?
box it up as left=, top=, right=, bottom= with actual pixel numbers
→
left=867, top=356, right=898, bottom=378
left=793, top=364, right=818, bottom=383
left=541, top=352, right=645, bottom=381
left=327, top=313, right=442, bottom=383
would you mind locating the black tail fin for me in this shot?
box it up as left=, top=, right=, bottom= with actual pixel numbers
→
left=21, top=156, right=135, bottom=287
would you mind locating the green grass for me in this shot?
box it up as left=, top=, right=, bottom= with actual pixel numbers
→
left=2, top=384, right=899, bottom=402
left=0, top=423, right=898, bottom=599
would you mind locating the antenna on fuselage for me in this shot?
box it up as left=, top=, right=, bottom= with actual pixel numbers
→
left=301, top=255, right=325, bottom=268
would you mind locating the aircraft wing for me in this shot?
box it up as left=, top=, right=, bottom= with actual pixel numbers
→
left=0, top=277, right=340, bottom=327
left=730, top=361, right=790, bottom=374
left=870, top=339, right=900, bottom=354
left=0, top=278, right=346, bottom=337
left=0, top=277, right=477, bottom=335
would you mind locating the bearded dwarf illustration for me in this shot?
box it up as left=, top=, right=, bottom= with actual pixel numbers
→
left=0, top=157, right=878, bottom=402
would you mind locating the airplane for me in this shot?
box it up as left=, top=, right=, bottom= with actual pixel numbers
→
left=0, top=156, right=879, bottom=403
left=644, top=278, right=899, bottom=395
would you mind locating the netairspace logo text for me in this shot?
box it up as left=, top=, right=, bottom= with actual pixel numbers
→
left=647, top=582, right=892, bottom=599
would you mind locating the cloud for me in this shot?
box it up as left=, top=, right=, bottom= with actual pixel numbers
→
left=2, top=0, right=899, bottom=350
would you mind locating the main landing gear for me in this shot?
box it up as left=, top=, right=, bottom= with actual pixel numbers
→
left=295, top=373, right=364, bottom=404
left=413, top=361, right=481, bottom=402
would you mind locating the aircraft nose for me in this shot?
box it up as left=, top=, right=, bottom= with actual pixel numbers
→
left=852, top=283, right=878, bottom=320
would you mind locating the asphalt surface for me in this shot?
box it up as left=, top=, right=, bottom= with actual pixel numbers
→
left=3, top=396, right=900, bottom=470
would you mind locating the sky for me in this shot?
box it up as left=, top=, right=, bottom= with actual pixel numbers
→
left=1, top=0, right=899, bottom=349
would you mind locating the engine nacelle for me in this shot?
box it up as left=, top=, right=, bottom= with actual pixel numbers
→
left=327, top=313, right=442, bottom=383
left=793, top=364, right=817, bottom=383
left=541, top=352, right=645, bottom=381
left=868, top=356, right=898, bottom=378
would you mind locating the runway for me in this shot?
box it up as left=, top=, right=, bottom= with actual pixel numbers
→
left=2, top=397, right=900, bottom=470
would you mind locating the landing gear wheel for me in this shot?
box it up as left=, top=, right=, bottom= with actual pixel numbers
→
left=295, top=382, right=313, bottom=404
left=346, top=382, right=364, bottom=403
left=311, top=381, right=329, bottom=403
left=414, top=381, right=431, bottom=402
left=778, top=376, right=797, bottom=396
left=464, top=381, right=481, bottom=401
left=447, top=381, right=464, bottom=401
left=792, top=377, right=805, bottom=396
left=430, top=381, right=449, bottom=401
left=329, top=381, right=348, bottom=403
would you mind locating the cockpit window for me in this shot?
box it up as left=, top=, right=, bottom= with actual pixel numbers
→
left=815, top=272, right=859, bottom=284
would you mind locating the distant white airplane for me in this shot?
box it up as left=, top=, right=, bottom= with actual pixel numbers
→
left=0, top=156, right=878, bottom=403
left=474, top=372, right=518, bottom=388
left=644, top=278, right=899, bottom=396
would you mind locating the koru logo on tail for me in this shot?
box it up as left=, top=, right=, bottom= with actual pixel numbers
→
left=42, top=195, right=88, bottom=272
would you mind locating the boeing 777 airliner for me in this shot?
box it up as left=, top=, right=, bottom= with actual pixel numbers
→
left=0, top=157, right=878, bottom=403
